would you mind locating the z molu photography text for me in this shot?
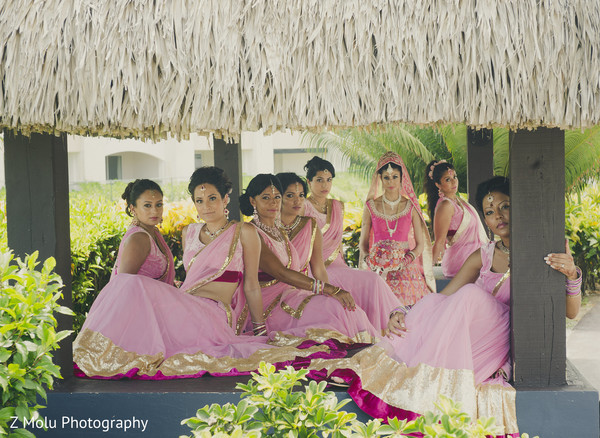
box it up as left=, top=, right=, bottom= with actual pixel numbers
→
left=11, top=415, right=149, bottom=433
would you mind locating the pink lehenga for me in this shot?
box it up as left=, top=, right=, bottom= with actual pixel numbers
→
left=308, top=241, right=518, bottom=437
left=235, top=223, right=380, bottom=345
left=302, top=202, right=401, bottom=332
left=436, top=197, right=488, bottom=277
left=366, top=199, right=434, bottom=305
left=73, top=223, right=330, bottom=379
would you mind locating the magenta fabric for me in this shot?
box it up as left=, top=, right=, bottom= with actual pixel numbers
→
left=367, top=199, right=414, bottom=243
left=436, top=197, right=488, bottom=278
left=306, top=242, right=516, bottom=436
left=292, top=209, right=401, bottom=332
left=112, top=225, right=175, bottom=284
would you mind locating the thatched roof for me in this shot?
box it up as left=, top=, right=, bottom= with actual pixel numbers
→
left=1, top=0, right=600, bottom=140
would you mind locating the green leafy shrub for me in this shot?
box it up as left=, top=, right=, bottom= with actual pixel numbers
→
left=566, top=184, right=600, bottom=292
left=70, top=196, right=128, bottom=335
left=0, top=251, right=73, bottom=438
left=180, top=362, right=520, bottom=438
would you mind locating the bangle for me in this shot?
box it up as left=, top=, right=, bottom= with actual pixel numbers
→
left=331, top=286, right=342, bottom=295
left=252, top=320, right=267, bottom=336
left=566, top=267, right=582, bottom=296
left=389, top=305, right=411, bottom=318
left=405, top=251, right=415, bottom=262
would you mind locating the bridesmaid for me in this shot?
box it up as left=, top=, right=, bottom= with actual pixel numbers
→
left=424, top=159, right=487, bottom=277
left=359, top=151, right=436, bottom=305
left=309, top=177, right=581, bottom=436
left=279, top=171, right=401, bottom=333
left=236, top=173, right=380, bottom=344
left=74, top=178, right=328, bottom=379
left=111, top=179, right=174, bottom=284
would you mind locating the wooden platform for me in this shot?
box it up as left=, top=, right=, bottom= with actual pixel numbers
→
left=16, top=361, right=597, bottom=438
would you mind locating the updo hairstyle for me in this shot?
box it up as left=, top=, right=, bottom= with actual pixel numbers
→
left=121, top=179, right=163, bottom=217
left=304, top=156, right=336, bottom=181
left=239, top=174, right=284, bottom=216
left=188, top=166, right=233, bottom=199
left=475, top=176, right=510, bottom=213
left=276, top=172, right=308, bottom=195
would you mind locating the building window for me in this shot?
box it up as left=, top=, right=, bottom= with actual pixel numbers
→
left=194, top=152, right=203, bottom=169
left=106, top=155, right=122, bottom=180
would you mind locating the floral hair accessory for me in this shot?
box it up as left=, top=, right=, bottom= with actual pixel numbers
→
left=428, top=159, right=449, bottom=180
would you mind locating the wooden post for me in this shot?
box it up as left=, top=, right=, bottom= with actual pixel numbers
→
left=214, top=138, right=242, bottom=221
left=509, top=127, right=566, bottom=387
left=3, top=130, right=73, bottom=376
left=467, top=127, right=494, bottom=207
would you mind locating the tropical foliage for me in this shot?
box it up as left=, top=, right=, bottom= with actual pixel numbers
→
left=180, top=362, right=521, bottom=438
left=306, top=124, right=600, bottom=195
left=0, top=251, right=72, bottom=438
left=566, top=183, right=600, bottom=291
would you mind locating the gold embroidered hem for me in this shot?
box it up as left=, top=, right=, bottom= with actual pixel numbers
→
left=306, top=346, right=518, bottom=435
left=268, top=328, right=377, bottom=347
left=73, top=328, right=332, bottom=378
left=281, top=294, right=316, bottom=319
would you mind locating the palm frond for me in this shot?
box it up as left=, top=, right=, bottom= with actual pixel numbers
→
left=564, top=127, right=600, bottom=193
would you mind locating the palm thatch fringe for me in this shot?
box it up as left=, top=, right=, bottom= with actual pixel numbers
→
left=1, top=0, right=600, bottom=140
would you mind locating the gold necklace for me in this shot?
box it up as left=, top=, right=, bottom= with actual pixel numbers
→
left=203, top=221, right=229, bottom=239
left=496, top=240, right=510, bottom=254
left=281, top=215, right=302, bottom=235
left=309, top=197, right=327, bottom=213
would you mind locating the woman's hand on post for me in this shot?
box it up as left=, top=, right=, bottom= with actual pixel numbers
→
left=544, top=240, right=578, bottom=280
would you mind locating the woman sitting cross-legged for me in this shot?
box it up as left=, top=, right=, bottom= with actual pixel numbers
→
left=236, top=173, right=380, bottom=345
left=278, top=171, right=401, bottom=335
left=307, top=176, right=581, bottom=437
left=73, top=175, right=334, bottom=379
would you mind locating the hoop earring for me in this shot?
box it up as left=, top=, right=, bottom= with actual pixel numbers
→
left=224, top=208, right=230, bottom=220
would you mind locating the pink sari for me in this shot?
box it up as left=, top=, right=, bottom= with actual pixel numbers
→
left=112, top=225, right=175, bottom=284
left=307, top=241, right=518, bottom=437
left=302, top=202, right=401, bottom=332
left=73, top=222, right=330, bottom=379
left=437, top=197, right=488, bottom=277
left=236, top=223, right=380, bottom=345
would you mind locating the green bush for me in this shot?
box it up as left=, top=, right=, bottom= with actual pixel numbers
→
left=566, top=184, right=600, bottom=292
left=0, top=251, right=73, bottom=438
left=70, top=196, right=128, bottom=335
left=180, top=362, right=518, bottom=438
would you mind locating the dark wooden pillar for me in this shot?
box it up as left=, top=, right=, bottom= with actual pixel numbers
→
left=466, top=127, right=494, bottom=206
left=214, top=138, right=242, bottom=221
left=509, top=127, right=566, bottom=387
left=4, top=130, right=73, bottom=376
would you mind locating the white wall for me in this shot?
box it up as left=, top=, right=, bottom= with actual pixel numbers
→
left=0, top=130, right=349, bottom=189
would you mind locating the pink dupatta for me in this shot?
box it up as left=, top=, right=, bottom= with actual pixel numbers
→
left=441, top=198, right=488, bottom=277
left=304, top=199, right=345, bottom=266
left=367, top=152, right=436, bottom=292
left=288, top=217, right=318, bottom=274
left=180, top=222, right=244, bottom=331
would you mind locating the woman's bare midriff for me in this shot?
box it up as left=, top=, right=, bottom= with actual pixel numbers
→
left=185, top=281, right=238, bottom=306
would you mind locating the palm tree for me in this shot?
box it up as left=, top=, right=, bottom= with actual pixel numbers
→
left=305, top=124, right=600, bottom=195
